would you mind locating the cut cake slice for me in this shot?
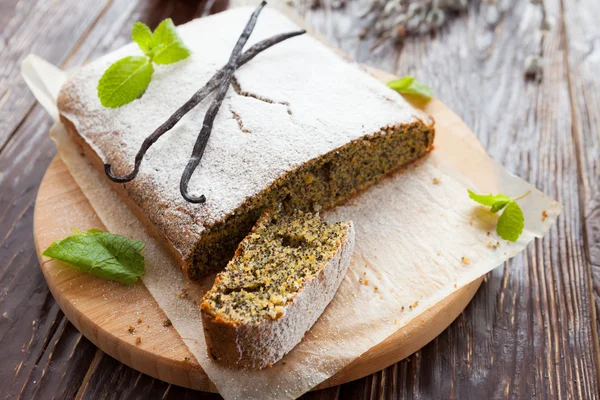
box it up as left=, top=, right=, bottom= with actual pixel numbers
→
left=200, top=208, right=355, bottom=369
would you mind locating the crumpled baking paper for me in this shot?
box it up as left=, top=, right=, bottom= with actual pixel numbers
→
left=22, top=50, right=561, bottom=399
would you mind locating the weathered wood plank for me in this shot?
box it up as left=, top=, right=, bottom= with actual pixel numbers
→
left=0, top=0, right=114, bottom=151
left=562, top=0, right=600, bottom=357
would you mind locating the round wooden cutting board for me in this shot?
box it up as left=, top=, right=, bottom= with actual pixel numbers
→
left=33, top=66, right=484, bottom=392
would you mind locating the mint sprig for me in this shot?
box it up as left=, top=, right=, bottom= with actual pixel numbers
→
left=42, top=229, right=145, bottom=285
left=98, top=19, right=191, bottom=108
left=387, top=76, right=433, bottom=100
left=468, top=190, right=530, bottom=242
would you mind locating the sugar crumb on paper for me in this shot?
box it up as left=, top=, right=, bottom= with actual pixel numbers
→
left=487, top=241, right=500, bottom=250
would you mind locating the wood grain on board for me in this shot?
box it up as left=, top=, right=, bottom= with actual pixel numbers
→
left=0, top=0, right=598, bottom=399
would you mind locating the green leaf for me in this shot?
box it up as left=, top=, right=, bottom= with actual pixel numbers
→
left=42, top=229, right=145, bottom=285
left=132, top=22, right=153, bottom=56
left=490, top=200, right=510, bottom=213
left=387, top=76, right=433, bottom=100
left=150, top=18, right=191, bottom=64
left=387, top=76, right=414, bottom=91
left=97, top=56, right=154, bottom=108
left=468, top=190, right=512, bottom=207
left=496, top=201, right=525, bottom=242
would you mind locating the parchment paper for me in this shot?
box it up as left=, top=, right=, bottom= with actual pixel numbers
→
left=22, top=53, right=562, bottom=399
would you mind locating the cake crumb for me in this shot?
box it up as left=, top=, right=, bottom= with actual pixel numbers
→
left=542, top=210, right=548, bottom=222
left=488, top=241, right=500, bottom=250
left=177, top=285, right=190, bottom=299
left=128, top=326, right=135, bottom=334
left=374, top=285, right=379, bottom=293
left=163, top=319, right=172, bottom=327
left=135, top=337, right=142, bottom=345
left=461, top=256, right=471, bottom=265
left=454, top=283, right=457, bottom=288
left=432, top=177, right=441, bottom=184
left=401, top=306, right=405, bottom=311
left=359, top=278, right=369, bottom=286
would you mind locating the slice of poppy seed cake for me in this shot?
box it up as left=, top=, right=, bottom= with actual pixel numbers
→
left=200, top=208, right=355, bottom=369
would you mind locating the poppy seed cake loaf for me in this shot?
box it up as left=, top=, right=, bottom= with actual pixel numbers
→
left=57, top=7, right=435, bottom=279
left=201, top=208, right=355, bottom=369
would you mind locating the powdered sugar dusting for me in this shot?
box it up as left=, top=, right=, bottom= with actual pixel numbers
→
left=58, top=7, right=425, bottom=258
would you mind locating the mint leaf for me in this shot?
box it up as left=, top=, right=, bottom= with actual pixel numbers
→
left=132, top=22, right=153, bottom=56
left=97, top=56, right=154, bottom=108
left=468, top=189, right=530, bottom=242
left=490, top=200, right=510, bottom=213
left=468, top=190, right=512, bottom=207
left=387, top=76, right=414, bottom=91
left=151, top=18, right=191, bottom=64
left=42, top=229, right=145, bottom=285
left=496, top=201, right=525, bottom=242
left=387, top=76, right=433, bottom=100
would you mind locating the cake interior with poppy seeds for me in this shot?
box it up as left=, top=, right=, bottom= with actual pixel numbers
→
left=56, top=7, right=435, bottom=280
left=201, top=208, right=355, bottom=368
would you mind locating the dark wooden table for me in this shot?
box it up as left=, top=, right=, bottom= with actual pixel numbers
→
left=1, top=0, right=599, bottom=398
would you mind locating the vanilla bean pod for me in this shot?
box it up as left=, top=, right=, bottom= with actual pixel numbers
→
left=104, top=26, right=305, bottom=183
left=179, top=1, right=266, bottom=203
